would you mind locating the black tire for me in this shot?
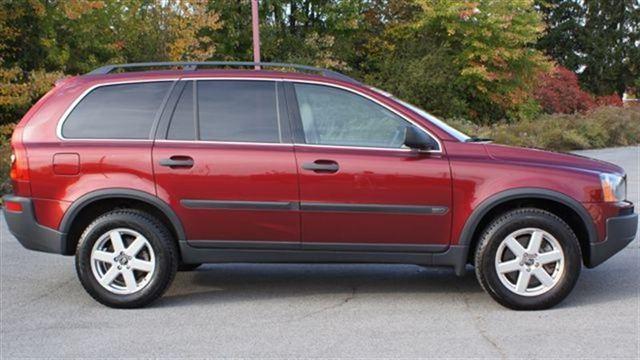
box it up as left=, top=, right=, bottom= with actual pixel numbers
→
left=475, top=208, right=582, bottom=310
left=178, top=263, right=202, bottom=272
left=75, top=209, right=178, bottom=308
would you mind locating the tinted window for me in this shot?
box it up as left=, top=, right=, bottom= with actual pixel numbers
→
left=293, top=83, right=415, bottom=148
left=198, top=80, right=281, bottom=143
left=167, top=82, right=195, bottom=140
left=62, top=82, right=172, bottom=139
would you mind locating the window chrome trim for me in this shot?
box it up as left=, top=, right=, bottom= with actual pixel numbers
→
left=55, top=79, right=177, bottom=141
left=155, top=139, right=293, bottom=147
left=56, top=76, right=443, bottom=153
left=294, top=143, right=434, bottom=153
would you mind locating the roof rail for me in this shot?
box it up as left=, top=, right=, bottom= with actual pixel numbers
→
left=87, top=61, right=360, bottom=84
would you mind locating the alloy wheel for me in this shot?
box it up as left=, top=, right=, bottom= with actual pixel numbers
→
left=90, top=228, right=156, bottom=295
left=494, top=227, right=565, bottom=297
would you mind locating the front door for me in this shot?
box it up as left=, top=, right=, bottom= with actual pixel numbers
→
left=153, top=80, right=300, bottom=246
left=287, top=82, right=452, bottom=251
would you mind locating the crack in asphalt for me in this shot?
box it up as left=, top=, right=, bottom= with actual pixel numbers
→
left=290, top=285, right=358, bottom=322
left=457, top=285, right=507, bottom=359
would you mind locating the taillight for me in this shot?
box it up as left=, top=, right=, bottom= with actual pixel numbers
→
left=4, top=200, right=23, bottom=212
left=9, top=126, right=31, bottom=196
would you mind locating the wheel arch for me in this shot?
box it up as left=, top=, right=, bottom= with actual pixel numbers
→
left=460, top=188, right=597, bottom=266
left=59, top=188, right=186, bottom=255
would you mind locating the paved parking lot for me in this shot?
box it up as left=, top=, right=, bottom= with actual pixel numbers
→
left=1, top=146, right=638, bottom=358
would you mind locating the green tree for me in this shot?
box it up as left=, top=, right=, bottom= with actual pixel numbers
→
left=0, top=0, right=59, bottom=71
left=580, top=0, right=640, bottom=96
left=537, top=0, right=640, bottom=96
left=202, top=0, right=364, bottom=69
left=262, top=0, right=363, bottom=69
left=365, top=0, right=550, bottom=123
left=204, top=0, right=253, bottom=61
left=0, top=0, right=223, bottom=74
left=0, top=66, right=62, bottom=125
left=536, top=0, right=585, bottom=71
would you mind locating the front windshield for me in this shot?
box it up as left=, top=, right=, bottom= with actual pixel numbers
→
left=369, top=87, right=471, bottom=142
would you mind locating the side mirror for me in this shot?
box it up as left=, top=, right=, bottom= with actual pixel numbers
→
left=403, top=126, right=437, bottom=151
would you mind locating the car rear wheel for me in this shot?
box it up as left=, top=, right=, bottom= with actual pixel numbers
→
left=475, top=208, right=581, bottom=310
left=75, top=209, right=178, bottom=308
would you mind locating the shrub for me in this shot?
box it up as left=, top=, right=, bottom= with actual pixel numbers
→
left=0, top=68, right=61, bottom=195
left=534, top=66, right=595, bottom=114
left=595, top=94, right=623, bottom=107
left=0, top=123, right=15, bottom=194
left=448, top=106, right=640, bottom=151
left=533, top=66, right=623, bottom=115
left=0, top=67, right=63, bottom=125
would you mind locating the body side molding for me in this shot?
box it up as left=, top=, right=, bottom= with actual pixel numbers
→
left=300, top=202, right=448, bottom=215
left=181, top=199, right=299, bottom=211
left=180, top=199, right=448, bottom=215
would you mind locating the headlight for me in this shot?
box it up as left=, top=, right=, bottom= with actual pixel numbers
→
left=600, top=173, right=626, bottom=202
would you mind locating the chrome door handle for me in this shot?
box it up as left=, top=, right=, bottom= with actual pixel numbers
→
left=302, top=160, right=339, bottom=173
left=159, top=156, right=194, bottom=168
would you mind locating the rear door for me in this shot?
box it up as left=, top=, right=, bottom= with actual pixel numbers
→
left=153, top=79, right=300, bottom=247
left=286, top=82, right=452, bottom=251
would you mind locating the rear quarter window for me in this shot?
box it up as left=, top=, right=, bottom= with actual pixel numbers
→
left=61, top=81, right=172, bottom=139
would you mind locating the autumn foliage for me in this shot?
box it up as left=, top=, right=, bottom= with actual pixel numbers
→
left=534, top=66, right=622, bottom=114
left=594, top=94, right=623, bottom=107
left=534, top=66, right=595, bottom=114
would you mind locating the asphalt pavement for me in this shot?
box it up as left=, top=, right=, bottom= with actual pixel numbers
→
left=1, top=146, right=638, bottom=358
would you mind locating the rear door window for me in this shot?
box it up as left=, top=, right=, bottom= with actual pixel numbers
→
left=197, top=80, right=282, bottom=143
left=61, top=81, right=172, bottom=139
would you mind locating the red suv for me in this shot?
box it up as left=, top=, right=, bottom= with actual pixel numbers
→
left=4, top=62, right=637, bottom=309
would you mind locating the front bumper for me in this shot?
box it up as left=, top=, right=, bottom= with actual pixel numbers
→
left=587, top=210, right=638, bottom=268
left=3, top=195, right=67, bottom=254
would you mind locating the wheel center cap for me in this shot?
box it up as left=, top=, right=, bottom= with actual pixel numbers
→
left=114, top=253, right=130, bottom=265
left=522, top=253, right=536, bottom=266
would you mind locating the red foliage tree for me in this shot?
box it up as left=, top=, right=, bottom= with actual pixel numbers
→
left=595, top=94, right=623, bottom=107
left=534, top=66, right=595, bottom=114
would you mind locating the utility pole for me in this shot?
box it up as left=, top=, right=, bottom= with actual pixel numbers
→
left=251, top=0, right=261, bottom=69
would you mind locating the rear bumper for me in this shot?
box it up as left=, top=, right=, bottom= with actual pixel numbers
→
left=3, top=195, right=67, bottom=254
left=587, top=211, right=638, bottom=268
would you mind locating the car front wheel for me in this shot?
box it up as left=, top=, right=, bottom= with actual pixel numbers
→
left=475, top=208, right=582, bottom=310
